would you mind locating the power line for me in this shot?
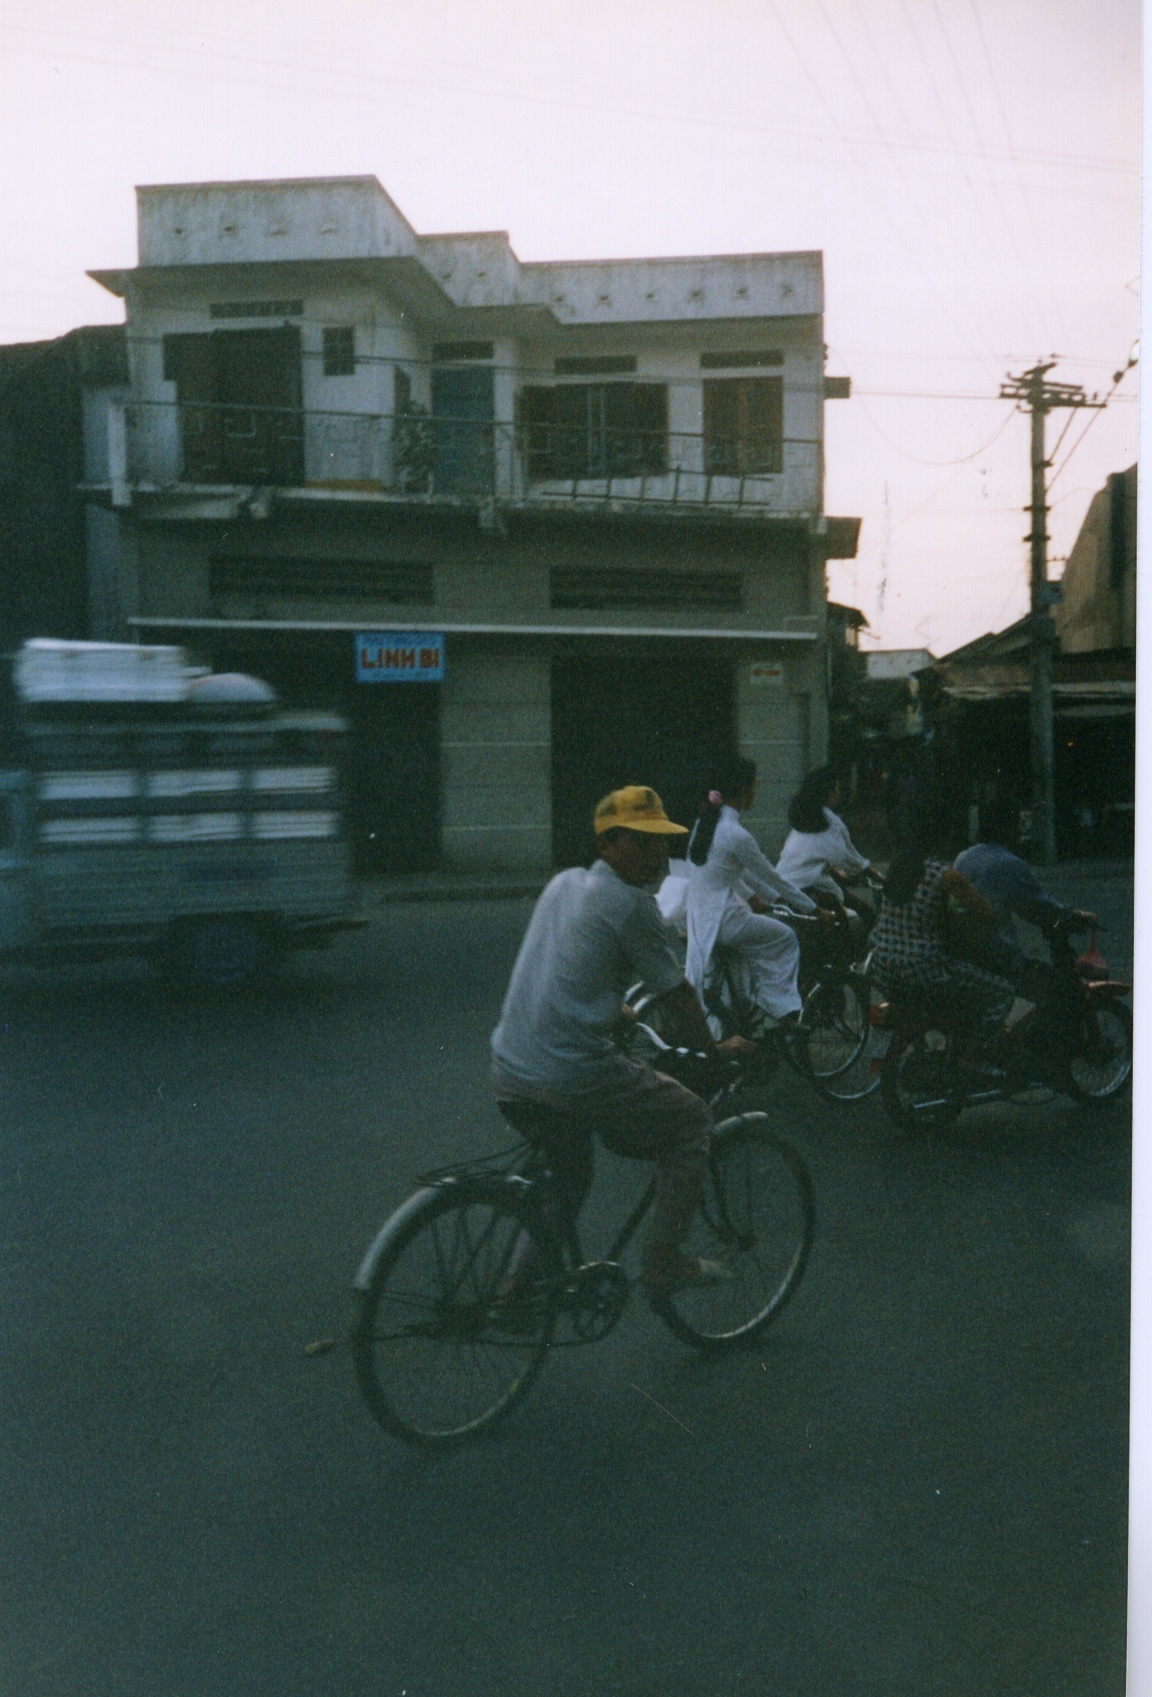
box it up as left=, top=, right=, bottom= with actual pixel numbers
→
left=999, top=362, right=1105, bottom=864
left=927, top=0, right=1070, bottom=356
left=810, top=0, right=989, bottom=362
left=5, top=10, right=1139, bottom=181
left=855, top=398, right=1015, bottom=465
left=1047, top=359, right=1136, bottom=488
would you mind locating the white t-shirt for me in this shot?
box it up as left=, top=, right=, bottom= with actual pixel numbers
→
left=491, top=858, right=684, bottom=1090
left=775, top=807, right=870, bottom=896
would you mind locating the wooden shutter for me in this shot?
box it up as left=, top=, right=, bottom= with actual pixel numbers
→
left=517, top=386, right=557, bottom=480
left=703, top=378, right=781, bottom=475
left=630, top=383, right=667, bottom=476
left=163, top=334, right=216, bottom=480
left=703, top=379, right=739, bottom=475
left=551, top=385, right=591, bottom=479
left=742, top=376, right=783, bottom=473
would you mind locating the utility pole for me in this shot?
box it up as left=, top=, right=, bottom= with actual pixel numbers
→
left=999, top=364, right=1103, bottom=865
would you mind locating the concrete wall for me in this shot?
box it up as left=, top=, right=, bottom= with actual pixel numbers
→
left=132, top=177, right=823, bottom=325
left=115, top=174, right=829, bottom=517
left=119, top=281, right=824, bottom=512
left=127, top=511, right=816, bottom=634
left=440, top=644, right=551, bottom=871
left=735, top=653, right=813, bottom=857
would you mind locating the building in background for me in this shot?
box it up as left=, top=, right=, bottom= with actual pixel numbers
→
left=824, top=600, right=868, bottom=785
left=925, top=466, right=1136, bottom=858
left=0, top=327, right=128, bottom=649
left=1055, top=464, right=1136, bottom=657
left=83, top=175, right=858, bottom=871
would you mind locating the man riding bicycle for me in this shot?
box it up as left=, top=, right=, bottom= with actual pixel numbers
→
left=491, top=784, right=753, bottom=1294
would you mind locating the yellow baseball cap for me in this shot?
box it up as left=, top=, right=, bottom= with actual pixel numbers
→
left=593, top=785, right=689, bottom=836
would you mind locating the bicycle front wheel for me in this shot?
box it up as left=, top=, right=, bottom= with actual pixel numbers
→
left=653, top=1113, right=815, bottom=1353
left=352, top=1182, right=557, bottom=1448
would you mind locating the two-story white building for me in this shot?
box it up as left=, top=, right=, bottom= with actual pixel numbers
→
left=87, top=174, right=859, bottom=872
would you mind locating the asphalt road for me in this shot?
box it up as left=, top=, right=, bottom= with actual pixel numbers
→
left=0, top=876, right=1132, bottom=1696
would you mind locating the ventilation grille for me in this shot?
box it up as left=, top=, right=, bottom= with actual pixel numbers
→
left=554, top=355, right=637, bottom=376
left=209, top=300, right=304, bottom=319
left=551, top=568, right=743, bottom=612
left=700, top=350, right=783, bottom=369
left=210, top=558, right=435, bottom=603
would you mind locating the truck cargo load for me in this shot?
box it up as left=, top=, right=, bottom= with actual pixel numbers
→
left=0, top=640, right=360, bottom=981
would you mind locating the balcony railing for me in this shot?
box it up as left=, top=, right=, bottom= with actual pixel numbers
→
left=109, top=400, right=822, bottom=519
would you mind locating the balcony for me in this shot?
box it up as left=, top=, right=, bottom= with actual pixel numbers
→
left=103, top=399, right=823, bottom=525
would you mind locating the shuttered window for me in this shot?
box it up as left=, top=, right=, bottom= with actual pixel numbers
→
left=162, top=327, right=304, bottom=485
left=517, top=383, right=667, bottom=479
left=703, top=377, right=783, bottom=475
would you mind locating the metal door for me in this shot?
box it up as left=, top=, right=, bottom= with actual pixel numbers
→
left=348, top=686, right=441, bottom=872
left=430, top=365, right=495, bottom=495
left=550, top=654, right=735, bottom=867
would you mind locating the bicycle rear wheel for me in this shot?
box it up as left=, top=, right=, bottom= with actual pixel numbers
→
left=804, top=975, right=890, bottom=1102
left=352, top=1182, right=557, bottom=1447
left=797, top=974, right=869, bottom=1080
left=652, top=1113, right=815, bottom=1353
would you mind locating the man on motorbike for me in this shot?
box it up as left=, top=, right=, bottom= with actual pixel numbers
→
left=953, top=797, right=1096, bottom=1001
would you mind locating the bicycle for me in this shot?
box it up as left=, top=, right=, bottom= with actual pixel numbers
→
left=670, top=901, right=886, bottom=1103
left=351, top=1037, right=815, bottom=1448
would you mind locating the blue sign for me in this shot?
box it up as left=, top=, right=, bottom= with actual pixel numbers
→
left=355, top=632, right=445, bottom=683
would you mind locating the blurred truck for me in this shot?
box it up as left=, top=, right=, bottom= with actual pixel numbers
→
left=0, top=639, right=360, bottom=982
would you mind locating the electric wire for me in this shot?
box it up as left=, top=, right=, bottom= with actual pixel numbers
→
left=855, top=398, right=1015, bottom=466
left=927, top=0, right=1070, bottom=356
left=4, top=9, right=1138, bottom=180
left=1047, top=365, right=1133, bottom=490
left=810, top=0, right=990, bottom=363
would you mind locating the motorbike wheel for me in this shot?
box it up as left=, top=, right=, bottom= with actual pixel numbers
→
left=1066, top=1001, right=1132, bottom=1105
left=881, top=1027, right=963, bottom=1132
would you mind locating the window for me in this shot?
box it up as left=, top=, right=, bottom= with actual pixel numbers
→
left=161, top=327, right=304, bottom=485
left=518, top=383, right=667, bottom=480
left=700, top=350, right=783, bottom=369
left=322, top=327, right=356, bottom=377
left=393, top=367, right=412, bottom=413
left=703, top=377, right=783, bottom=475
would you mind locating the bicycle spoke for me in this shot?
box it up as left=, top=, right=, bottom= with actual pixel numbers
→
left=354, top=1187, right=556, bottom=1445
left=652, top=1117, right=814, bottom=1351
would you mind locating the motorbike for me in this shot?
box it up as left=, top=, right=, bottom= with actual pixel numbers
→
left=876, top=913, right=1132, bottom=1131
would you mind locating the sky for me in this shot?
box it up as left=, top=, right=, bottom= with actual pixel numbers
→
left=0, top=0, right=1141, bottom=654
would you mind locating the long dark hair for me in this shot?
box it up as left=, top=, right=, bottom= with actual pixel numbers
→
left=883, top=848, right=929, bottom=906
left=788, top=765, right=838, bottom=834
left=688, top=755, right=757, bottom=866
